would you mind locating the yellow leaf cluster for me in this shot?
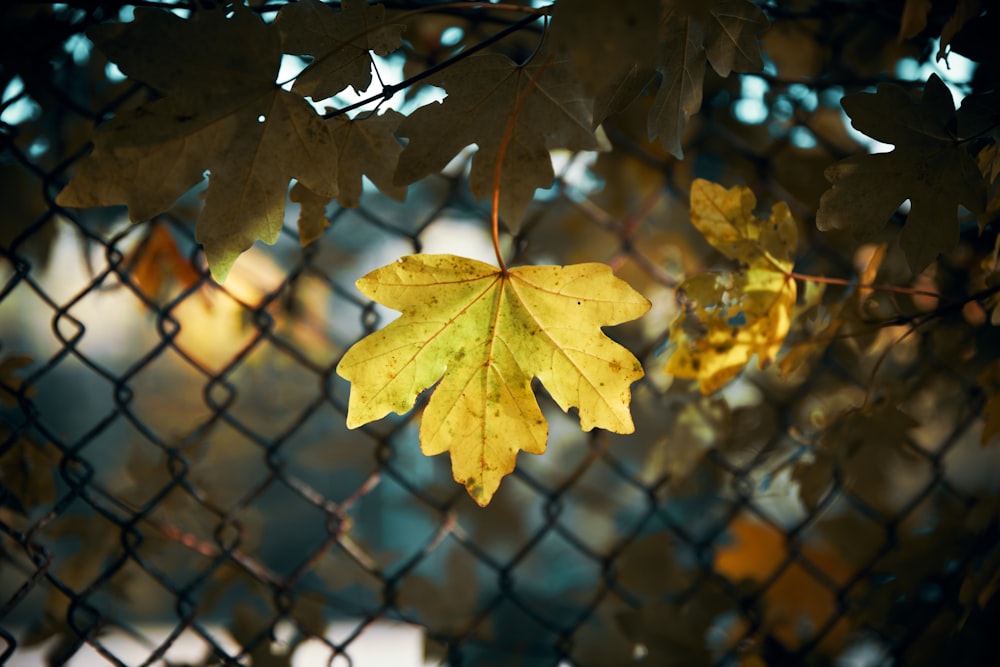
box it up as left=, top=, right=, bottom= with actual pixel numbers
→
left=336, top=254, right=650, bottom=505
left=664, top=179, right=798, bottom=393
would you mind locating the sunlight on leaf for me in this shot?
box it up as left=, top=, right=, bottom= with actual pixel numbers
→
left=664, top=179, right=798, bottom=393
left=688, top=176, right=797, bottom=268
left=336, top=254, right=650, bottom=505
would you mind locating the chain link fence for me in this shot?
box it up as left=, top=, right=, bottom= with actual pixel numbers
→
left=3, top=1, right=1000, bottom=665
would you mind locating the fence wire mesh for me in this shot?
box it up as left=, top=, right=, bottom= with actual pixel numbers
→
left=3, top=1, right=1000, bottom=666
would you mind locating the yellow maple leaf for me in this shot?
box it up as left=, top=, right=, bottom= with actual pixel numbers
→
left=336, top=254, right=650, bottom=505
left=688, top=178, right=797, bottom=269
left=665, top=179, right=798, bottom=393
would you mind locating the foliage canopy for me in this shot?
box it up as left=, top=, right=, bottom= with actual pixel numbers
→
left=48, top=0, right=1000, bottom=502
left=37, top=0, right=1000, bottom=536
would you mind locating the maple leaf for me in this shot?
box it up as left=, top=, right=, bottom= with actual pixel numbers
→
left=817, top=74, right=986, bottom=273
left=275, top=0, right=405, bottom=100
left=393, top=52, right=599, bottom=230
left=795, top=404, right=921, bottom=516
left=335, top=254, right=650, bottom=506
left=289, top=182, right=331, bottom=246
left=55, top=4, right=340, bottom=281
left=328, top=109, right=408, bottom=207
left=551, top=0, right=768, bottom=157
left=654, top=0, right=769, bottom=155
left=127, top=223, right=202, bottom=301
left=664, top=179, right=798, bottom=393
left=291, top=110, right=407, bottom=242
left=288, top=107, right=408, bottom=245
left=549, top=0, right=661, bottom=98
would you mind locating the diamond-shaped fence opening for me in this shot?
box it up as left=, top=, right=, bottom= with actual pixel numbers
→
left=3, top=1, right=1000, bottom=666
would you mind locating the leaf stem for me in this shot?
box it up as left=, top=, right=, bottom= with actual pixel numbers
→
left=622, top=186, right=664, bottom=239
left=787, top=271, right=950, bottom=302
left=490, top=186, right=507, bottom=272
left=491, top=52, right=552, bottom=271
